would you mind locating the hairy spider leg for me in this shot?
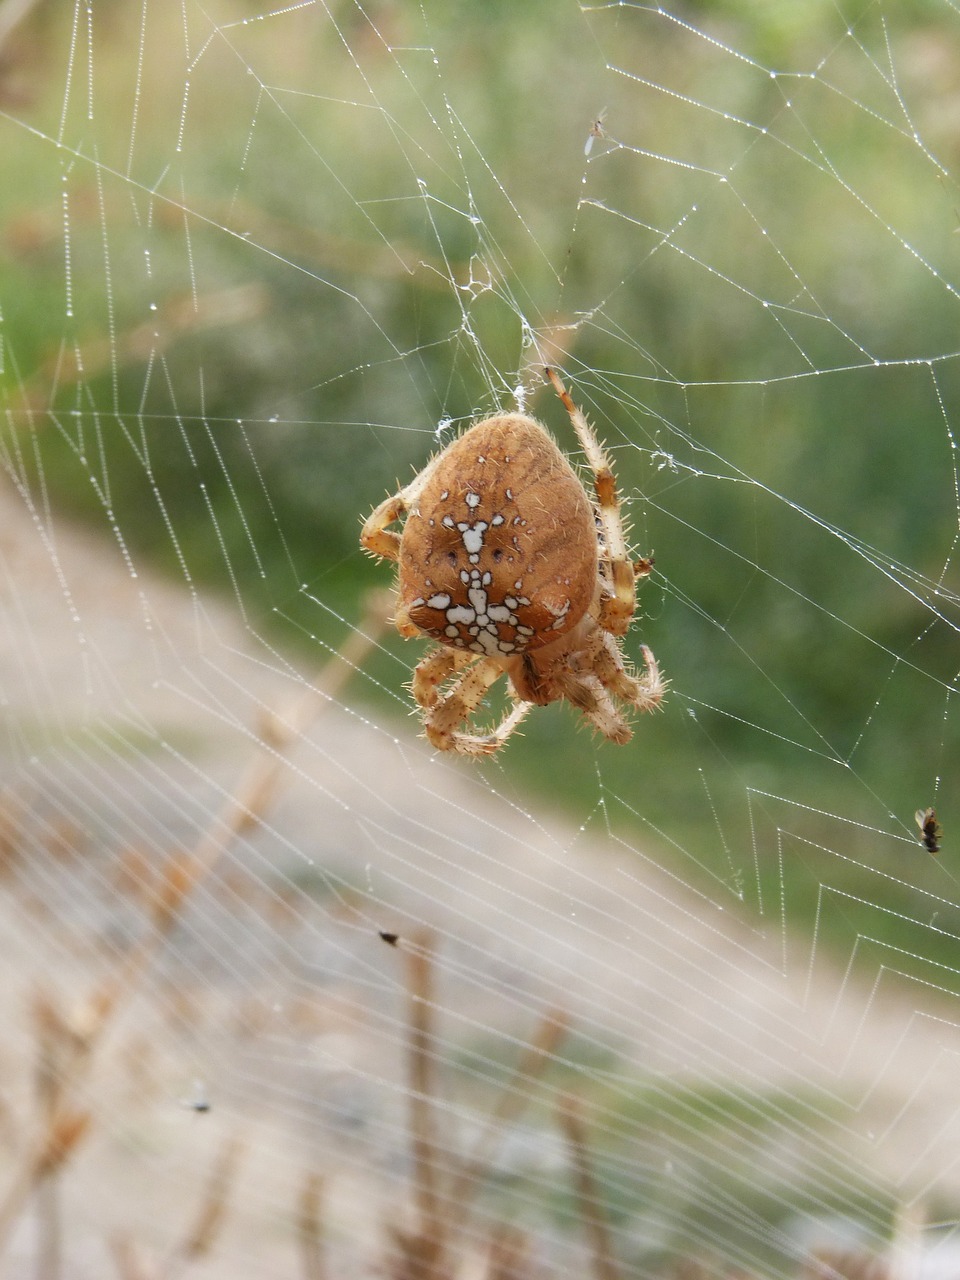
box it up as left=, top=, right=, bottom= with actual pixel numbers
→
left=545, top=368, right=636, bottom=636
left=424, top=657, right=531, bottom=754
left=411, top=645, right=473, bottom=709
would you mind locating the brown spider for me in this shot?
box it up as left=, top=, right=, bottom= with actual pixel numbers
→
left=360, top=368, right=666, bottom=755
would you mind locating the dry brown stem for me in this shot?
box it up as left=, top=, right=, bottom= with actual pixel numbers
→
left=0, top=1108, right=91, bottom=1246
left=0, top=591, right=392, bottom=1259
left=557, top=1093, right=623, bottom=1280
left=799, top=1252, right=891, bottom=1280
left=297, top=1172, right=326, bottom=1280
left=163, top=1134, right=245, bottom=1278
left=33, top=985, right=68, bottom=1280
left=448, top=1007, right=569, bottom=1214
left=108, top=1234, right=156, bottom=1280
left=386, top=1226, right=450, bottom=1280
left=404, top=928, right=448, bottom=1275
left=0, top=790, right=25, bottom=881
left=33, top=1110, right=90, bottom=1182
left=379, top=930, right=572, bottom=1280
left=485, top=1224, right=533, bottom=1280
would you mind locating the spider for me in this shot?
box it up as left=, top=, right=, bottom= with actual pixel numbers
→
left=360, top=368, right=666, bottom=755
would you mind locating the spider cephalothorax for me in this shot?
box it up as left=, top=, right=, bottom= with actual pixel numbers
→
left=361, top=369, right=665, bottom=755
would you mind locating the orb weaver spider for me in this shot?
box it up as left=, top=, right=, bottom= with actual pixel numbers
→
left=360, top=369, right=665, bottom=755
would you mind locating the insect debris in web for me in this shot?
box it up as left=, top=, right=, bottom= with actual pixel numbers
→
left=182, top=1079, right=212, bottom=1113
left=915, top=807, right=942, bottom=854
left=584, top=107, right=608, bottom=156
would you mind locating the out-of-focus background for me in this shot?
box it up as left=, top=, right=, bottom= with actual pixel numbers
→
left=3, top=1, right=960, bottom=1276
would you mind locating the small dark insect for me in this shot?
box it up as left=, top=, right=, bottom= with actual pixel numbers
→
left=378, top=929, right=400, bottom=947
left=182, top=1079, right=211, bottom=1113
left=915, top=807, right=942, bottom=854
left=584, top=107, right=607, bottom=156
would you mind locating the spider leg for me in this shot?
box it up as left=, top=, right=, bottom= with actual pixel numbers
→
left=546, top=367, right=636, bottom=636
left=556, top=669, right=632, bottom=745
left=557, top=634, right=665, bottom=742
left=361, top=479, right=436, bottom=636
left=411, top=645, right=473, bottom=709
left=360, top=441, right=458, bottom=562
left=360, top=492, right=408, bottom=561
left=424, top=657, right=531, bottom=755
left=591, top=635, right=667, bottom=715
left=452, top=699, right=532, bottom=757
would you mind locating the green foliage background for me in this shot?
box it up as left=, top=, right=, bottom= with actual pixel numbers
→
left=3, top=0, right=960, bottom=973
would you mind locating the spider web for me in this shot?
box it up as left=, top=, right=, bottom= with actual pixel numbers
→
left=1, top=1, right=960, bottom=1276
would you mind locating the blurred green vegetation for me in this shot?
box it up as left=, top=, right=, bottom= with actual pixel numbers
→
left=454, top=1029, right=904, bottom=1275
left=5, top=2, right=960, bottom=1271
left=3, top=2, right=960, bottom=983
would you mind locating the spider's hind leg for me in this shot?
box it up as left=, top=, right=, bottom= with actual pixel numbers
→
left=424, top=656, right=531, bottom=756
left=442, top=700, right=532, bottom=757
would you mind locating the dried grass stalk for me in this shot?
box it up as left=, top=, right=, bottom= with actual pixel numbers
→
left=163, top=1134, right=245, bottom=1278
left=33, top=986, right=68, bottom=1280
left=485, top=1224, right=532, bottom=1280
left=33, top=1111, right=92, bottom=1182
left=109, top=1233, right=156, bottom=1280
left=298, top=1172, right=326, bottom=1280
left=448, top=1008, right=569, bottom=1214
left=385, top=1225, right=450, bottom=1280
left=0, top=790, right=24, bottom=881
left=0, top=1108, right=92, bottom=1244
left=800, top=1251, right=891, bottom=1280
left=0, top=592, right=391, bottom=1259
left=557, top=1093, right=622, bottom=1280
left=404, top=928, right=447, bottom=1272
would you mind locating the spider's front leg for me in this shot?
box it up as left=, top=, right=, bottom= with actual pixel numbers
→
left=360, top=492, right=408, bottom=561
left=361, top=445, right=448, bottom=562
left=597, top=586, right=635, bottom=637
left=360, top=489, right=423, bottom=639
left=597, top=556, right=654, bottom=634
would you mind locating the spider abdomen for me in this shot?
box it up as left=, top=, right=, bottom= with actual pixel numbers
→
left=398, top=413, right=597, bottom=658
